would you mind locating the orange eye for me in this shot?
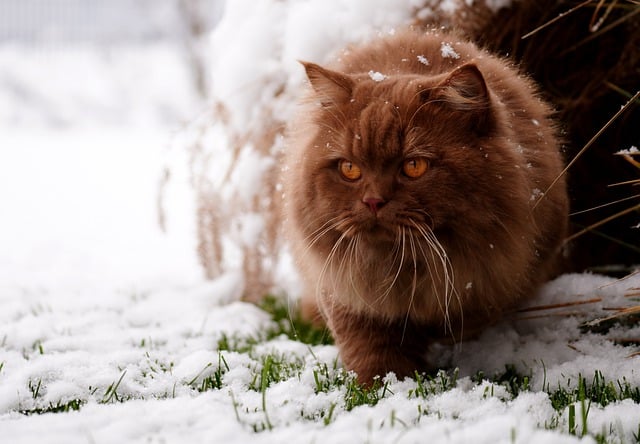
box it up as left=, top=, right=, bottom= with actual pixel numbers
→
left=402, top=158, right=429, bottom=178
left=339, top=159, right=362, bottom=181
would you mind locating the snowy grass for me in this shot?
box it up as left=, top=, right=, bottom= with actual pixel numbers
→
left=5, top=289, right=640, bottom=443
left=174, top=295, right=640, bottom=442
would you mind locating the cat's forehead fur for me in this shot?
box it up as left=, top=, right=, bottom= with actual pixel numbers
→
left=334, top=76, right=433, bottom=164
left=322, top=74, right=449, bottom=166
left=348, top=90, right=407, bottom=163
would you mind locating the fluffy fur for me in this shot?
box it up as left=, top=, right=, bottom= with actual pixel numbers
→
left=283, top=29, right=569, bottom=383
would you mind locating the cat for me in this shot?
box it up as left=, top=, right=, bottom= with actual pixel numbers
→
left=282, top=29, right=569, bottom=384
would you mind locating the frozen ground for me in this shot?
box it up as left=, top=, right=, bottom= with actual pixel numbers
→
left=1, top=2, right=640, bottom=443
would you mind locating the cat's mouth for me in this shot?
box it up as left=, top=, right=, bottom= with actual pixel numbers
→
left=344, top=210, right=436, bottom=244
left=354, top=219, right=399, bottom=243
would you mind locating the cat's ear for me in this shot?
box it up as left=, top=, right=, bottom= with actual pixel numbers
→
left=435, top=63, right=490, bottom=111
left=428, top=63, right=493, bottom=134
left=300, top=61, right=354, bottom=106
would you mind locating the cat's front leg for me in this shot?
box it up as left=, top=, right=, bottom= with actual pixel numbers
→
left=325, top=302, right=432, bottom=385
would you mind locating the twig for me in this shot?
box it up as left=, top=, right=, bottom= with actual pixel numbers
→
left=516, top=312, right=588, bottom=320
left=518, top=298, right=602, bottom=313
left=597, top=270, right=640, bottom=288
left=570, top=194, right=640, bottom=216
left=521, top=0, right=592, bottom=39
left=563, top=203, right=640, bottom=245
left=589, top=0, right=616, bottom=32
left=560, top=6, right=640, bottom=55
left=608, top=179, right=640, bottom=187
left=535, top=89, right=640, bottom=211
left=582, top=305, right=640, bottom=327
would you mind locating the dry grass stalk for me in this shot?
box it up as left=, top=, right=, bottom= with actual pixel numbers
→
left=517, top=311, right=598, bottom=321
left=597, top=270, right=640, bottom=288
left=617, top=151, right=640, bottom=169
left=186, top=98, right=287, bottom=301
left=517, top=298, right=603, bottom=313
left=535, top=89, right=640, bottom=212
left=520, top=0, right=592, bottom=39
left=563, top=203, right=640, bottom=246
left=582, top=305, right=640, bottom=327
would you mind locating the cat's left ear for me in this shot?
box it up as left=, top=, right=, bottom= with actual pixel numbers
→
left=300, top=61, right=354, bottom=106
left=435, top=63, right=490, bottom=111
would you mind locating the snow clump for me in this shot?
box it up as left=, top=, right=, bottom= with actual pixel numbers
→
left=368, top=70, right=387, bottom=82
left=440, top=42, right=460, bottom=59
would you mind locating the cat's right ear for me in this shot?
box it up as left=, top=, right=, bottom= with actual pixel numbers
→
left=427, top=63, right=493, bottom=134
left=434, top=63, right=490, bottom=111
left=300, top=61, right=354, bottom=106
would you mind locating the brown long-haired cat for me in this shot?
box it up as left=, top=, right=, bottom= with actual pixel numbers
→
left=283, top=29, right=569, bottom=384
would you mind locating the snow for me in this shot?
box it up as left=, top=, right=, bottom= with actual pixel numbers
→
left=368, top=70, right=387, bottom=82
left=417, top=54, right=430, bottom=65
left=1, top=1, right=639, bottom=443
left=440, top=42, right=461, bottom=59
left=616, top=146, right=639, bottom=155
left=530, top=188, right=544, bottom=201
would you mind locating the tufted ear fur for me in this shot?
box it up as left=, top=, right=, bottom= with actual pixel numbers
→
left=435, top=63, right=490, bottom=111
left=428, top=63, right=493, bottom=134
left=300, top=61, right=354, bottom=106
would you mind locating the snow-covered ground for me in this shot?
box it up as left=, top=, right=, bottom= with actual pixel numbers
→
left=1, top=1, right=639, bottom=443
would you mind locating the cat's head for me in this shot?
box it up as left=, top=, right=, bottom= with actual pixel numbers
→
left=289, top=60, right=529, bottom=258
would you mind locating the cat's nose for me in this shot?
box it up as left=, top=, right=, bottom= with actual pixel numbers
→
left=362, top=197, right=386, bottom=216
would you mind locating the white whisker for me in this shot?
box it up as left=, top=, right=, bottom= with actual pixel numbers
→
left=401, top=228, right=419, bottom=344
left=409, top=219, right=460, bottom=339
left=300, top=216, right=343, bottom=259
left=315, top=227, right=351, bottom=306
left=377, top=227, right=405, bottom=304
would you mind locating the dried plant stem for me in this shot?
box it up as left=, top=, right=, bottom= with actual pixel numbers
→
left=535, top=89, right=640, bottom=211
left=570, top=194, right=640, bottom=216
left=608, top=179, right=640, bottom=187
left=521, top=0, right=592, bottom=39
left=517, top=312, right=587, bottom=320
left=518, top=298, right=602, bottom=313
left=563, top=202, right=640, bottom=245
left=620, top=156, right=640, bottom=168
left=560, top=5, right=640, bottom=55
left=597, top=270, right=640, bottom=288
left=589, top=0, right=617, bottom=32
left=583, top=305, right=640, bottom=326
left=605, top=81, right=640, bottom=101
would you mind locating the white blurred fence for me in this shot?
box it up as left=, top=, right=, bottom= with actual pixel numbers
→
left=0, top=0, right=225, bottom=126
left=0, top=0, right=223, bottom=44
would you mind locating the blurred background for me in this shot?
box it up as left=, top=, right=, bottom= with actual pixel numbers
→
left=0, top=0, right=226, bottom=292
left=0, top=0, right=224, bottom=127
